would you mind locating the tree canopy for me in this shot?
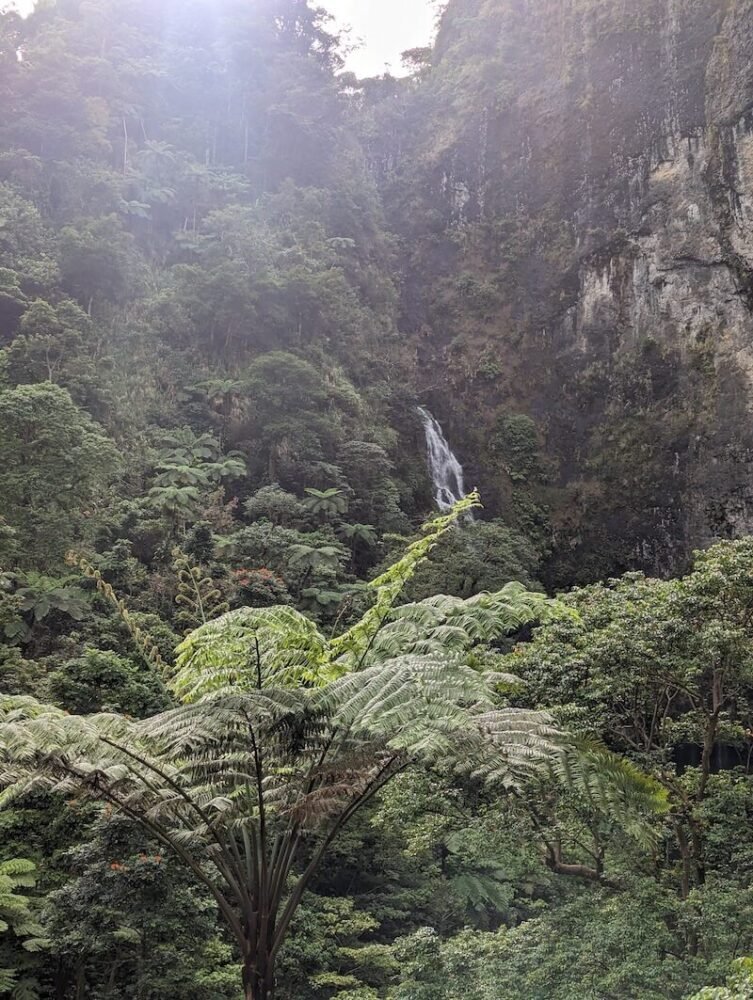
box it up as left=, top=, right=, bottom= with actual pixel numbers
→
left=1, top=0, right=753, bottom=997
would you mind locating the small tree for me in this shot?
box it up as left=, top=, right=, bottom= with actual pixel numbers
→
left=0, top=383, right=120, bottom=569
left=304, top=487, right=348, bottom=521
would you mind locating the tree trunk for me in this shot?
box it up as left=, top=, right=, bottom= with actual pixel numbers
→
left=243, top=972, right=275, bottom=1000
left=243, top=952, right=275, bottom=1000
left=674, top=820, right=692, bottom=899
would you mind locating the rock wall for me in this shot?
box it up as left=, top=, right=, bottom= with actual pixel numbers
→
left=369, top=0, right=753, bottom=585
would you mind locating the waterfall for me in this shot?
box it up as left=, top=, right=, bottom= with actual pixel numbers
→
left=418, top=406, right=468, bottom=512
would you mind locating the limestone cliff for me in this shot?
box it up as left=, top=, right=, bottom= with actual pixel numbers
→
left=368, top=0, right=753, bottom=585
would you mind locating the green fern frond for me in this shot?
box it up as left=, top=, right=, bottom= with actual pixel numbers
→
left=547, top=740, right=670, bottom=846
left=172, top=547, right=228, bottom=633
left=173, top=606, right=329, bottom=700
left=66, top=553, right=167, bottom=673
left=326, top=492, right=482, bottom=674
left=366, top=581, right=549, bottom=666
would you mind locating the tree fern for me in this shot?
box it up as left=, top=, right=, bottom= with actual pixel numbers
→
left=172, top=547, right=228, bottom=634
left=2, top=496, right=665, bottom=1000
left=325, top=491, right=482, bottom=673
left=172, top=605, right=329, bottom=700
left=172, top=493, right=488, bottom=696
left=546, top=740, right=670, bottom=847
left=366, top=583, right=551, bottom=665
left=0, top=652, right=555, bottom=998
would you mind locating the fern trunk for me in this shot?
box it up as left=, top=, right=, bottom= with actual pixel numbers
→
left=243, top=944, right=276, bottom=1000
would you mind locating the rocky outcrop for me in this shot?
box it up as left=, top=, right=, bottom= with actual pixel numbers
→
left=369, top=0, right=753, bottom=585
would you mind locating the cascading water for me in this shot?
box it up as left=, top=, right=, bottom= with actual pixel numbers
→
left=418, top=406, right=469, bottom=512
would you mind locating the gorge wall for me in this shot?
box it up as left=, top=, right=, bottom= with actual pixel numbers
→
left=368, top=0, right=753, bottom=586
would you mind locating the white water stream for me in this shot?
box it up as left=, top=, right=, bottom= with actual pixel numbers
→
left=418, top=406, right=468, bottom=512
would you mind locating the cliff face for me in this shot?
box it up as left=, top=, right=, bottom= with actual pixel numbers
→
left=369, top=0, right=753, bottom=585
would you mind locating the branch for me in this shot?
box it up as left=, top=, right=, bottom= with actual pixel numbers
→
left=98, top=734, right=247, bottom=901
left=50, top=755, right=245, bottom=946
left=271, top=756, right=407, bottom=961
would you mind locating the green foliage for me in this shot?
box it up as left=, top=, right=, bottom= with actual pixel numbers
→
left=154, top=432, right=246, bottom=489
left=3, top=298, right=106, bottom=415
left=0, top=859, right=46, bottom=999
left=0, top=498, right=579, bottom=1000
left=367, top=583, right=548, bottom=665
left=47, top=649, right=167, bottom=716
left=68, top=553, right=167, bottom=673
left=0, top=183, right=55, bottom=289
left=58, top=215, right=140, bottom=308
left=2, top=573, right=90, bottom=642
left=0, top=383, right=119, bottom=569
left=175, top=494, right=488, bottom=692
left=389, top=926, right=503, bottom=1000
left=146, top=432, right=246, bottom=532
left=288, top=541, right=347, bottom=577
left=406, top=519, right=542, bottom=599
left=688, top=960, right=753, bottom=1000
left=43, top=817, right=240, bottom=1000
left=328, top=493, right=482, bottom=670
left=244, top=486, right=307, bottom=528
left=335, top=442, right=406, bottom=533
left=172, top=548, right=229, bottom=633
left=0, top=267, right=27, bottom=334
left=278, top=894, right=395, bottom=1000
left=491, top=413, right=542, bottom=483
left=2, top=0, right=752, bottom=996
left=304, top=487, right=349, bottom=520
left=497, top=537, right=753, bottom=993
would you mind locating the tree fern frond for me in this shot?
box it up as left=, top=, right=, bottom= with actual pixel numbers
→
left=326, top=492, right=482, bottom=673
left=363, top=582, right=550, bottom=667
left=0, top=501, right=671, bottom=999
left=172, top=547, right=228, bottom=633
left=66, top=553, right=167, bottom=672
left=547, top=740, right=670, bottom=845
left=173, top=606, right=329, bottom=700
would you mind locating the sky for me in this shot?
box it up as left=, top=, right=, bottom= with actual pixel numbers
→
left=323, top=0, right=438, bottom=77
left=7, top=0, right=439, bottom=77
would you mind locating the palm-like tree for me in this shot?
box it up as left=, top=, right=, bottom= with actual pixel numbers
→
left=287, top=541, right=347, bottom=580
left=0, top=495, right=663, bottom=1000
left=303, top=487, right=348, bottom=520
left=158, top=430, right=222, bottom=466
left=203, top=453, right=247, bottom=484
left=4, top=573, right=91, bottom=641
left=146, top=485, right=203, bottom=530
left=338, top=522, right=378, bottom=573
left=153, top=463, right=212, bottom=488
left=13, top=574, right=90, bottom=625
left=339, top=522, right=377, bottom=548
left=153, top=432, right=246, bottom=490
left=195, top=377, right=244, bottom=445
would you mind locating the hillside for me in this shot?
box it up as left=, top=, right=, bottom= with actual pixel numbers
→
left=2, top=2, right=753, bottom=998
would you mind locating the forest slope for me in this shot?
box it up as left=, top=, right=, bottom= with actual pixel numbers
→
left=3, top=1, right=753, bottom=999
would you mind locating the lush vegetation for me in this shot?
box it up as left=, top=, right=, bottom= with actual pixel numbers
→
left=1, top=0, right=753, bottom=997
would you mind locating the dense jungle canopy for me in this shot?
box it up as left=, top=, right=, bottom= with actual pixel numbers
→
left=3, top=0, right=753, bottom=997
